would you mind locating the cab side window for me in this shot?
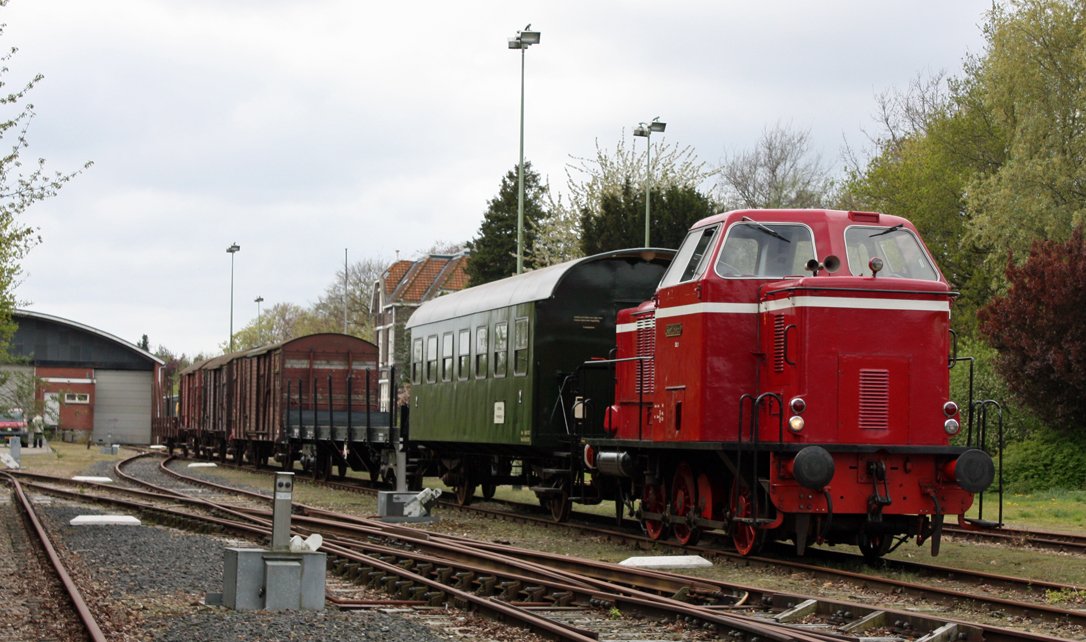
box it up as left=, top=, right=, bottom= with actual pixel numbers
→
left=658, top=226, right=719, bottom=288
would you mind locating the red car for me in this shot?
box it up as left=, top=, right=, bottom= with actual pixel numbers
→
left=0, top=411, right=28, bottom=447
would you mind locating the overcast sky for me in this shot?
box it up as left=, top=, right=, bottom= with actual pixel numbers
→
left=5, top=1, right=990, bottom=357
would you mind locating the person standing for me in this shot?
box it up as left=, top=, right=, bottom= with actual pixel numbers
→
left=31, top=414, right=44, bottom=448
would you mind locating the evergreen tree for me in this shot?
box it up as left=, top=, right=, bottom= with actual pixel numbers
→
left=581, top=181, right=715, bottom=255
left=466, top=162, right=547, bottom=285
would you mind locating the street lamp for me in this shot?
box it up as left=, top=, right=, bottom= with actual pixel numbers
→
left=508, top=24, right=540, bottom=274
left=633, top=117, right=667, bottom=247
left=227, top=243, right=240, bottom=352
left=254, top=295, right=264, bottom=320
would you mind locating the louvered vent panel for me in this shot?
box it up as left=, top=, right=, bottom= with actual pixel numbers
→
left=772, top=315, right=786, bottom=373
left=635, top=316, right=655, bottom=394
left=858, top=369, right=890, bottom=430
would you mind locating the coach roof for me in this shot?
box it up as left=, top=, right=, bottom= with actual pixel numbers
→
left=406, top=248, right=674, bottom=329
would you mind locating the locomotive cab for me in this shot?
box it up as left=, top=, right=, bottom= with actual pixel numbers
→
left=596, top=209, right=997, bottom=557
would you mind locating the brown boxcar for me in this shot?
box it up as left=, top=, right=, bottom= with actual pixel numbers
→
left=171, top=333, right=393, bottom=480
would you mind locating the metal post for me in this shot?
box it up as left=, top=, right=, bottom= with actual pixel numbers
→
left=644, top=138, right=651, bottom=247
left=271, top=472, right=294, bottom=551
left=516, top=45, right=526, bottom=275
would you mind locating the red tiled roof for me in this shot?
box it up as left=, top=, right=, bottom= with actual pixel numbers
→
left=383, top=254, right=470, bottom=306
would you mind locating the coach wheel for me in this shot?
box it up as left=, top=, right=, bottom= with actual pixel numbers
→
left=481, top=482, right=497, bottom=500
left=858, top=532, right=893, bottom=561
left=454, top=471, right=475, bottom=506
left=546, top=480, right=571, bottom=523
left=671, top=462, right=702, bottom=546
left=641, top=480, right=669, bottom=541
left=730, top=481, right=765, bottom=556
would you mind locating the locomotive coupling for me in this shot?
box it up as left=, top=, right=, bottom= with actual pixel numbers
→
left=946, top=449, right=996, bottom=492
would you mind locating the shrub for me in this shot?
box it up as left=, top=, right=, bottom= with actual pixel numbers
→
left=1001, top=426, right=1086, bottom=492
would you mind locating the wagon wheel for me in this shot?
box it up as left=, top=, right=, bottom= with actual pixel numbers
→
left=641, top=480, right=669, bottom=541
left=858, top=532, right=893, bottom=561
left=730, top=481, right=765, bottom=556
left=546, top=479, right=571, bottom=523
left=337, top=460, right=348, bottom=480
left=671, top=462, right=702, bottom=546
left=481, top=482, right=497, bottom=500
left=281, top=443, right=294, bottom=472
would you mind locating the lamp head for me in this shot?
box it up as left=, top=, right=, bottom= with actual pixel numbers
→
left=633, top=124, right=650, bottom=138
left=227, top=243, right=240, bottom=254
left=649, top=118, right=667, bottom=133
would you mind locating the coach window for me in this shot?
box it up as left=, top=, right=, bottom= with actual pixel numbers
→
left=457, top=329, right=471, bottom=380
left=513, top=317, right=529, bottom=376
left=411, top=338, right=423, bottom=384
left=658, top=225, right=719, bottom=288
left=475, top=326, right=489, bottom=379
left=494, top=321, right=508, bottom=378
left=441, top=332, right=454, bottom=382
left=425, top=335, right=438, bottom=383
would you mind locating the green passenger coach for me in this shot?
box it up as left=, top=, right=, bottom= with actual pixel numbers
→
left=405, top=248, right=673, bottom=511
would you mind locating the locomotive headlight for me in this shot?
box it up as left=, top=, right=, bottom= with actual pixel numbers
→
left=788, top=415, right=805, bottom=433
left=789, top=397, right=806, bottom=414
left=943, top=401, right=959, bottom=417
left=944, top=418, right=961, bottom=435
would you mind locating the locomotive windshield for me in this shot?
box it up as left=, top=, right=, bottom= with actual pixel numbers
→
left=845, top=225, right=939, bottom=280
left=658, top=225, right=720, bottom=287
left=714, top=222, right=815, bottom=278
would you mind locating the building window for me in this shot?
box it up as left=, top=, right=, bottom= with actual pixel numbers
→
left=458, top=329, right=470, bottom=380
left=64, top=393, right=90, bottom=404
left=426, top=335, right=438, bottom=383
left=411, top=338, right=423, bottom=384
left=475, top=326, right=488, bottom=379
left=441, top=332, right=454, bottom=382
left=494, top=321, right=508, bottom=378
left=514, top=317, right=529, bottom=376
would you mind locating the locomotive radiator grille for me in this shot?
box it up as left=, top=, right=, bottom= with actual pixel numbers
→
left=772, top=315, right=786, bottom=373
left=858, top=368, right=890, bottom=430
left=636, top=316, right=656, bottom=394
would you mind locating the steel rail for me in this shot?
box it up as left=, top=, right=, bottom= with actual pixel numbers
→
left=1, top=472, right=109, bottom=642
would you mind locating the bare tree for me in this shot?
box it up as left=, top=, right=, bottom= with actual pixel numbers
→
left=717, top=123, right=832, bottom=210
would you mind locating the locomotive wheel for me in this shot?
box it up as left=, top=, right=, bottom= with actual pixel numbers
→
left=547, top=480, right=571, bottom=523
left=730, top=482, right=765, bottom=556
left=858, top=532, right=893, bottom=560
left=671, top=462, right=701, bottom=546
left=641, top=481, right=669, bottom=541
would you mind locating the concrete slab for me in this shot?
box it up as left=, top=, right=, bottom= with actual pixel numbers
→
left=72, top=476, right=114, bottom=483
left=188, top=462, right=218, bottom=468
left=618, top=555, right=712, bottom=569
left=69, top=515, right=141, bottom=526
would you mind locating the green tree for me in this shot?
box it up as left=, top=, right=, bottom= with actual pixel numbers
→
left=465, top=162, right=547, bottom=285
left=0, top=14, right=91, bottom=358
left=965, top=0, right=1086, bottom=273
left=228, top=302, right=325, bottom=352
left=581, top=181, right=716, bottom=255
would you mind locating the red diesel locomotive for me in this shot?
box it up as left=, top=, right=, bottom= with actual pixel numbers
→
left=585, top=209, right=997, bottom=557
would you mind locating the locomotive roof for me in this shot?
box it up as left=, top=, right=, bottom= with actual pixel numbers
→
left=406, top=248, right=675, bottom=328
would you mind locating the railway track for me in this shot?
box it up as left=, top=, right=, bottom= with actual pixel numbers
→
left=87, top=453, right=1082, bottom=641
left=944, top=524, right=1086, bottom=554
left=1, top=471, right=108, bottom=642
